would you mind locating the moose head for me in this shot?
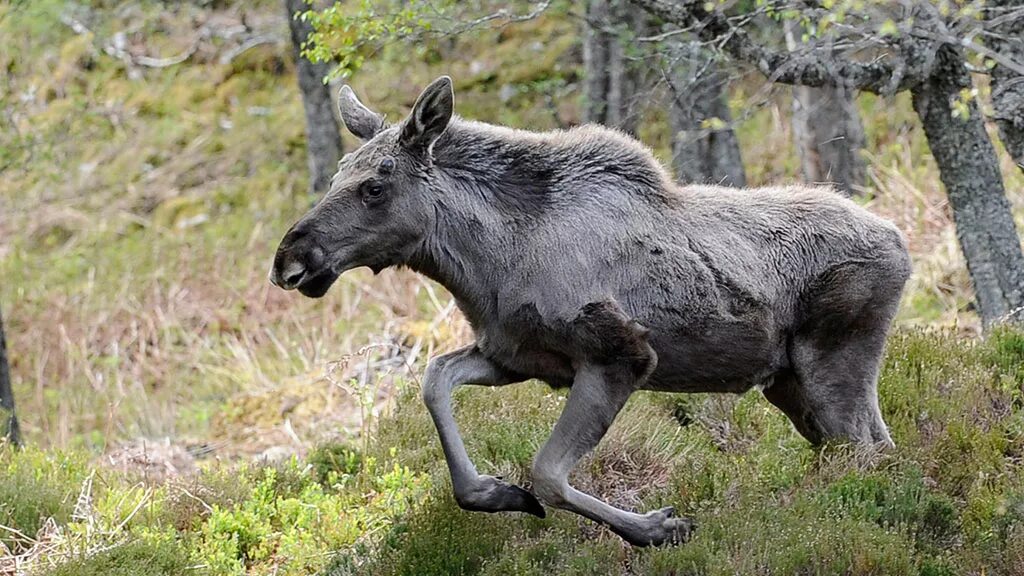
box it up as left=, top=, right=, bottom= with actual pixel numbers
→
left=270, top=76, right=455, bottom=297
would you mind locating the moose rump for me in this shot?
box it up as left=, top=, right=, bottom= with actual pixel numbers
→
left=627, top=186, right=911, bottom=449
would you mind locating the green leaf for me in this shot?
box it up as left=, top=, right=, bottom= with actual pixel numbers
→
left=879, top=19, right=899, bottom=37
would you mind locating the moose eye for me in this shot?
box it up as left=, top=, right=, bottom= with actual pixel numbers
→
left=361, top=181, right=385, bottom=202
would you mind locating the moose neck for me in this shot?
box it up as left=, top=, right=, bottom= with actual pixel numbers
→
left=407, top=119, right=555, bottom=327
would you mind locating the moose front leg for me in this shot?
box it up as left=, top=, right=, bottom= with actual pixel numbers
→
left=530, top=301, right=693, bottom=546
left=422, top=345, right=545, bottom=517
left=531, top=362, right=695, bottom=546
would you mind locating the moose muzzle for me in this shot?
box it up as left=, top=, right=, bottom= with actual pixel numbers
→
left=270, top=223, right=339, bottom=298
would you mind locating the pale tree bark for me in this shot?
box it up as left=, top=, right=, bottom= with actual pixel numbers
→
left=788, top=85, right=867, bottom=195
left=668, top=42, right=745, bottom=186
left=785, top=22, right=866, bottom=195
left=583, top=0, right=648, bottom=135
left=0, top=305, right=21, bottom=447
left=988, top=0, right=1024, bottom=173
left=912, top=44, right=1024, bottom=325
left=285, top=0, right=343, bottom=195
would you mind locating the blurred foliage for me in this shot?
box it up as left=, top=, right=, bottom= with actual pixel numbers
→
left=302, top=0, right=572, bottom=79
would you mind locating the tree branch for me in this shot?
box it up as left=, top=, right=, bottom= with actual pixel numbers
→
left=629, top=0, right=935, bottom=94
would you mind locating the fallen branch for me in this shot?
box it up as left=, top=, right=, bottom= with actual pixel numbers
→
left=218, top=33, right=282, bottom=65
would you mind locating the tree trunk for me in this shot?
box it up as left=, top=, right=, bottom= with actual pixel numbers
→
left=912, top=44, right=1024, bottom=326
left=582, top=0, right=647, bottom=135
left=988, top=0, right=1024, bottom=173
left=785, top=22, right=866, bottom=195
left=668, top=42, right=745, bottom=186
left=285, top=0, right=343, bottom=195
left=789, top=84, right=867, bottom=194
left=0, top=305, right=21, bottom=447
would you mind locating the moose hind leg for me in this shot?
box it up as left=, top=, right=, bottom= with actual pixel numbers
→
left=784, top=259, right=904, bottom=446
left=422, top=345, right=545, bottom=517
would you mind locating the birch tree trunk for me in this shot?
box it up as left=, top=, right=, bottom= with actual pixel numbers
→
left=785, top=22, right=866, bottom=195
left=988, top=0, right=1024, bottom=173
left=912, top=44, right=1024, bottom=325
left=583, top=0, right=648, bottom=135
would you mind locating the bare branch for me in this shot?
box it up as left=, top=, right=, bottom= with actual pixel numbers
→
left=429, top=0, right=553, bottom=38
left=629, top=0, right=936, bottom=94
left=218, top=34, right=281, bottom=65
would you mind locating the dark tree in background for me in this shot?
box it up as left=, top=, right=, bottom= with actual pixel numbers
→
left=912, top=42, right=1024, bottom=324
left=0, top=305, right=21, bottom=447
left=785, top=22, right=866, bottom=195
left=582, top=0, right=648, bottom=135
left=285, top=0, right=343, bottom=194
left=668, top=42, right=745, bottom=186
left=630, top=0, right=1024, bottom=327
left=788, top=84, right=867, bottom=195
left=585, top=2, right=745, bottom=185
left=988, top=0, right=1024, bottom=174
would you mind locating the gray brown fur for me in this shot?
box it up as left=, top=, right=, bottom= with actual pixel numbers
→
left=271, top=77, right=911, bottom=546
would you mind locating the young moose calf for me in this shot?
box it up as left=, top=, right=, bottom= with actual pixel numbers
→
left=271, top=77, right=911, bottom=546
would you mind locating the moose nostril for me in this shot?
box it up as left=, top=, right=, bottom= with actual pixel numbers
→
left=281, top=262, right=306, bottom=287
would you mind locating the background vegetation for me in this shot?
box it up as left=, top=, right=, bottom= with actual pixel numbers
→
left=0, top=1, right=1022, bottom=574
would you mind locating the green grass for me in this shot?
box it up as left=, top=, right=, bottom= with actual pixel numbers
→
left=0, top=449, right=90, bottom=551
left=43, top=540, right=192, bottom=576
left=319, top=329, right=1024, bottom=576
left=3, top=329, right=1020, bottom=575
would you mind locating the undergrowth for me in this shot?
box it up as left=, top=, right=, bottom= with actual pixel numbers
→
left=0, top=329, right=1020, bottom=575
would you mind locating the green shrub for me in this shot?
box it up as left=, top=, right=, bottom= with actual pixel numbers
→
left=818, top=468, right=959, bottom=551
left=338, top=491, right=539, bottom=576
left=0, top=448, right=88, bottom=552
left=193, top=457, right=429, bottom=575
left=309, top=443, right=363, bottom=488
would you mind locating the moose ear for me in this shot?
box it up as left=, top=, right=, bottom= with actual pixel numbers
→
left=338, top=85, right=385, bottom=141
left=400, top=76, right=454, bottom=151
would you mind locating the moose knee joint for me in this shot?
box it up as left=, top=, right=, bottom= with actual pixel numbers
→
left=421, top=355, right=452, bottom=406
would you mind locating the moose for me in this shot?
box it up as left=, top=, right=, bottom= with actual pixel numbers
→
left=271, top=76, right=911, bottom=546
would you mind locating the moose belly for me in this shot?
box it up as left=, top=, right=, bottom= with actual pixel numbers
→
left=476, top=331, right=577, bottom=388
left=642, top=314, right=788, bottom=394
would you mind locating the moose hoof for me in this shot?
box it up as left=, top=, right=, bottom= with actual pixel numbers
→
left=455, top=475, right=546, bottom=518
left=626, top=506, right=696, bottom=547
